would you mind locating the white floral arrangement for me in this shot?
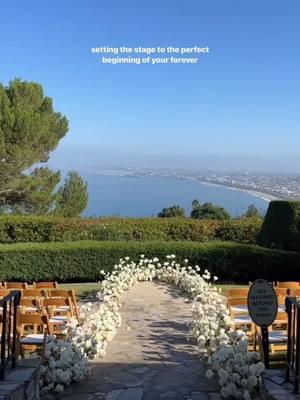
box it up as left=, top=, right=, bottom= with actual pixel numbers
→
left=40, top=255, right=264, bottom=399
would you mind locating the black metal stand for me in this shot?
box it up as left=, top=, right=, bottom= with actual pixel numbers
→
left=261, top=327, right=270, bottom=369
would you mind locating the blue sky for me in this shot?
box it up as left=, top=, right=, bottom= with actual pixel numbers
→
left=1, top=0, right=300, bottom=172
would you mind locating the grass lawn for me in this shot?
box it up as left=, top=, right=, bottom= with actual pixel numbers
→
left=57, top=282, right=247, bottom=300
left=216, top=284, right=248, bottom=295
left=59, top=283, right=101, bottom=300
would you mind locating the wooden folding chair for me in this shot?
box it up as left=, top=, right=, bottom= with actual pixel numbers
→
left=4, top=282, right=28, bottom=290
left=227, top=297, right=255, bottom=345
left=33, top=281, right=59, bottom=289
left=42, top=298, right=74, bottom=334
left=18, top=313, right=52, bottom=359
left=49, top=290, right=80, bottom=321
left=257, top=311, right=288, bottom=356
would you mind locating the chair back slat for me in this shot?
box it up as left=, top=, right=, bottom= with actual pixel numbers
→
left=0, top=289, right=12, bottom=298
left=5, top=282, right=28, bottom=289
left=275, top=288, right=290, bottom=296
left=18, top=313, right=51, bottom=334
left=227, top=288, right=249, bottom=298
left=277, top=282, right=300, bottom=289
left=33, top=282, right=58, bottom=289
left=19, top=298, right=41, bottom=313
left=22, top=289, right=48, bottom=298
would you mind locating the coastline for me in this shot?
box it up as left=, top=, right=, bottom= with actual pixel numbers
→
left=198, top=181, right=280, bottom=202
left=91, top=171, right=280, bottom=203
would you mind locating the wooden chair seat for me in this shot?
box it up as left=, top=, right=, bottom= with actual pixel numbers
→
left=49, top=316, right=68, bottom=324
left=231, top=305, right=248, bottom=314
left=233, top=315, right=253, bottom=324
left=20, top=333, right=46, bottom=344
left=268, top=330, right=288, bottom=343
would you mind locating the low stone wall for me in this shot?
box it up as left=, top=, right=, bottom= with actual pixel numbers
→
left=0, top=359, right=41, bottom=400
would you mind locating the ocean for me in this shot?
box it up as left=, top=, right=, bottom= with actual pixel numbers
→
left=80, top=173, right=268, bottom=217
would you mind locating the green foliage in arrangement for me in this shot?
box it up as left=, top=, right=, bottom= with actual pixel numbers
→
left=190, top=199, right=231, bottom=220
left=0, top=240, right=298, bottom=283
left=0, top=215, right=262, bottom=244
left=157, top=204, right=185, bottom=218
left=55, top=171, right=88, bottom=217
left=259, top=200, right=300, bottom=251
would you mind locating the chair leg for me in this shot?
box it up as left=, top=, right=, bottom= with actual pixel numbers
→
left=42, top=331, right=47, bottom=362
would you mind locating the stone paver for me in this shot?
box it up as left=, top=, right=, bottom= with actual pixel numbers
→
left=43, top=281, right=220, bottom=400
left=263, top=369, right=300, bottom=400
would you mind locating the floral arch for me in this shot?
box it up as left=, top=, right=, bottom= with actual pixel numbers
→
left=41, top=255, right=264, bottom=399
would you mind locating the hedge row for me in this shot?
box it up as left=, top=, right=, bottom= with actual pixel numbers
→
left=259, top=200, right=300, bottom=251
left=0, top=240, right=299, bottom=284
left=0, top=216, right=262, bottom=244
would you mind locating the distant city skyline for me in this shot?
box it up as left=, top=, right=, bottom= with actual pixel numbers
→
left=1, top=0, right=300, bottom=173
left=48, top=146, right=300, bottom=174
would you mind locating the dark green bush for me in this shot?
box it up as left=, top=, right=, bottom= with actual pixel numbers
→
left=0, top=216, right=261, bottom=244
left=0, top=240, right=298, bottom=284
left=259, top=201, right=300, bottom=251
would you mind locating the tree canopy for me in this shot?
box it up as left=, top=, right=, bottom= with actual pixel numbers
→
left=55, top=171, right=88, bottom=217
left=190, top=199, right=230, bottom=220
left=241, top=204, right=263, bottom=219
left=157, top=204, right=185, bottom=218
left=0, top=79, right=68, bottom=211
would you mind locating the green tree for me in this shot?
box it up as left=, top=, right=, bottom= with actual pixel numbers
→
left=242, top=204, right=263, bottom=219
left=157, top=204, right=185, bottom=218
left=190, top=199, right=230, bottom=220
left=0, top=79, right=68, bottom=211
left=55, top=171, right=88, bottom=217
left=13, top=167, right=61, bottom=214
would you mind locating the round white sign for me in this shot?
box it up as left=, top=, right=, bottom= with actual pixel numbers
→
left=247, top=279, right=278, bottom=328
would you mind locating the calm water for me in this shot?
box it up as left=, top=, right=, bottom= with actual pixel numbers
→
left=81, top=174, right=268, bottom=217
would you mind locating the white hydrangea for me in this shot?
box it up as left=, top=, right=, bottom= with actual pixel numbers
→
left=40, top=255, right=264, bottom=399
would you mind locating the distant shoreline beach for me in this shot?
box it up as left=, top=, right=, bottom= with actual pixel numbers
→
left=198, top=181, right=280, bottom=202
left=90, top=170, right=279, bottom=203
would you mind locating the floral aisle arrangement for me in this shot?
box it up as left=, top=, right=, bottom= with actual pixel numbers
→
left=40, top=255, right=264, bottom=399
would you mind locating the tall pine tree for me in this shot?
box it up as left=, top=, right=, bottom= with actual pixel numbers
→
left=0, top=79, right=68, bottom=212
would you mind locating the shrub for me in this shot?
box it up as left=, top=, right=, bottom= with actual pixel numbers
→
left=0, top=240, right=298, bottom=284
left=259, top=200, right=300, bottom=251
left=216, top=218, right=262, bottom=243
left=0, top=216, right=261, bottom=244
left=191, top=200, right=230, bottom=220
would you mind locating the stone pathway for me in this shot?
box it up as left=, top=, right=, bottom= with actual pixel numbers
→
left=44, top=281, right=220, bottom=400
left=263, top=369, right=300, bottom=399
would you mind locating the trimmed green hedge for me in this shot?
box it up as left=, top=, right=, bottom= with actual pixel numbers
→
left=0, top=240, right=298, bottom=284
left=0, top=216, right=262, bottom=244
left=259, top=201, right=300, bottom=251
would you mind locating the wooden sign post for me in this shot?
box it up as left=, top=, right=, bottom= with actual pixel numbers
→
left=247, top=279, right=278, bottom=368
